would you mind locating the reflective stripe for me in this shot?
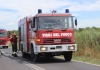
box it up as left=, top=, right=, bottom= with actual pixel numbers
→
left=13, top=52, right=17, bottom=54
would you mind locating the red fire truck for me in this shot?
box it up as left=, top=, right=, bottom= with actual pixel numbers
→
left=18, top=9, right=77, bottom=62
left=0, top=29, right=10, bottom=48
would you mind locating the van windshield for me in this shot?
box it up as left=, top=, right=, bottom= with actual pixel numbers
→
left=38, top=16, right=74, bottom=30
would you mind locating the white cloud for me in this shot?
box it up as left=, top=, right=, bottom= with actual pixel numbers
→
left=77, top=18, right=100, bottom=28
left=69, top=0, right=100, bottom=12
left=0, top=0, right=100, bottom=30
left=0, top=0, right=71, bottom=14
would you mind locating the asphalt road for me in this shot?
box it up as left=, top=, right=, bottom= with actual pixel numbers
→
left=0, top=48, right=100, bottom=70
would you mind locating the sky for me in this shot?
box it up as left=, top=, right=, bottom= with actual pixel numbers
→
left=0, top=0, right=100, bottom=30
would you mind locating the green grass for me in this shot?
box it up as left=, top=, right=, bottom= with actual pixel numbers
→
left=72, top=55, right=100, bottom=65
left=74, top=28, right=100, bottom=59
left=59, top=28, right=100, bottom=65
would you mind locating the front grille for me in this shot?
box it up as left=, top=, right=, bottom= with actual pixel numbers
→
left=43, top=38, right=71, bottom=43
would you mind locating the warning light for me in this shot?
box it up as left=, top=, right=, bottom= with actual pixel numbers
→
left=65, top=9, right=69, bottom=13
left=38, top=9, right=42, bottom=13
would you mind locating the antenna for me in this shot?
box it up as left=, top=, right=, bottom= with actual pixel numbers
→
left=46, top=0, right=52, bottom=13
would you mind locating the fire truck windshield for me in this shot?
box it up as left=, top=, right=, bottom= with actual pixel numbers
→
left=38, top=16, right=74, bottom=30
left=0, top=32, right=7, bottom=37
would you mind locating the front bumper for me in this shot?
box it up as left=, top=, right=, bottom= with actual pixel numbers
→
left=0, top=41, right=9, bottom=48
left=34, top=44, right=77, bottom=53
left=0, top=45, right=8, bottom=48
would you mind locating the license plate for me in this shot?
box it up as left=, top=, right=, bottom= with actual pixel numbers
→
left=54, top=39, right=61, bottom=42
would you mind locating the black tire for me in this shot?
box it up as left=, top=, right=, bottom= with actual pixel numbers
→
left=31, top=45, right=39, bottom=62
left=21, top=47, right=26, bottom=58
left=33, top=54, right=39, bottom=62
left=2, top=46, right=4, bottom=48
left=6, top=46, right=8, bottom=48
left=64, top=51, right=72, bottom=61
left=2, top=46, right=8, bottom=48
left=26, top=53, right=30, bottom=58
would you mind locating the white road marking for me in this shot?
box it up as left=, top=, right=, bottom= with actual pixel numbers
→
left=2, top=51, right=100, bottom=69
left=2, top=52, right=46, bottom=70
left=23, top=61, right=46, bottom=70
left=72, top=60, right=100, bottom=67
left=2, top=52, right=45, bottom=70
left=56, top=56, right=100, bottom=67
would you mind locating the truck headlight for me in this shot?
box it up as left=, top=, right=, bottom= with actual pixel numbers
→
left=68, top=45, right=75, bottom=50
left=40, top=47, right=47, bottom=51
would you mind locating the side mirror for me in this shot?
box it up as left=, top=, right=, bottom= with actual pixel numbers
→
left=33, top=28, right=37, bottom=32
left=75, top=19, right=77, bottom=26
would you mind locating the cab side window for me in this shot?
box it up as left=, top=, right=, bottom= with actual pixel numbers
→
left=33, top=17, right=37, bottom=29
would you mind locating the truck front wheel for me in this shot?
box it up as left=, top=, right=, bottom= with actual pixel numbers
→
left=33, top=53, right=39, bottom=62
left=63, top=51, right=72, bottom=61
left=31, top=46, right=39, bottom=62
left=6, top=46, right=8, bottom=48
